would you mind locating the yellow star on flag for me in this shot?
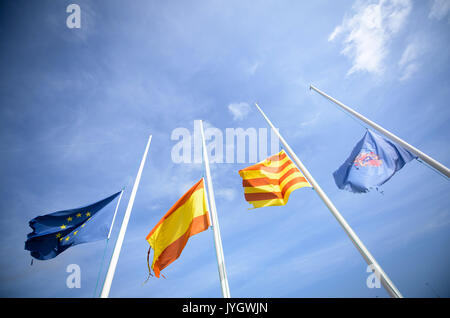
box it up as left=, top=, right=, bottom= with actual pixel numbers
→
left=60, top=224, right=66, bottom=229
left=86, top=212, right=91, bottom=217
left=76, top=213, right=82, bottom=218
left=67, top=217, right=73, bottom=222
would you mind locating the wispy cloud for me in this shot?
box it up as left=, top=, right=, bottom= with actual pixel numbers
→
left=428, top=0, right=450, bottom=20
left=215, top=187, right=237, bottom=201
left=245, top=61, right=260, bottom=76
left=399, top=42, right=421, bottom=67
left=300, top=111, right=321, bottom=127
left=328, top=0, right=412, bottom=75
left=398, top=40, right=425, bottom=81
left=228, top=102, right=251, bottom=121
left=399, top=62, right=420, bottom=81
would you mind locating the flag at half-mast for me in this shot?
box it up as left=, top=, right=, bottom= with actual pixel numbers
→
left=333, top=129, right=417, bottom=193
left=238, top=150, right=311, bottom=208
left=25, top=191, right=122, bottom=261
left=146, top=178, right=210, bottom=278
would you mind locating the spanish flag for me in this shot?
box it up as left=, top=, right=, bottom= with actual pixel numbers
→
left=146, top=178, right=211, bottom=278
left=238, top=150, right=311, bottom=208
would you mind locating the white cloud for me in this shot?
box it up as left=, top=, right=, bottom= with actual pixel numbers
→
left=399, top=62, right=420, bottom=81
left=398, top=41, right=425, bottom=81
left=215, top=188, right=237, bottom=201
left=248, top=62, right=259, bottom=75
left=329, top=0, right=412, bottom=75
left=243, top=61, right=260, bottom=76
left=327, top=25, right=343, bottom=42
left=398, top=39, right=426, bottom=81
left=399, top=42, right=420, bottom=67
left=228, top=102, right=251, bottom=121
left=429, top=0, right=450, bottom=20
left=300, top=112, right=321, bottom=127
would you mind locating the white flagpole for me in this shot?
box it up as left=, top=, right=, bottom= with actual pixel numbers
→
left=92, top=189, right=125, bottom=298
left=254, top=103, right=403, bottom=298
left=107, top=189, right=124, bottom=240
left=199, top=120, right=231, bottom=298
left=100, top=134, right=152, bottom=298
left=310, top=84, right=450, bottom=178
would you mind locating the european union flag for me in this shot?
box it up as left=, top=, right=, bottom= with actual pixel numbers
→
left=25, top=191, right=121, bottom=260
left=333, top=129, right=417, bottom=193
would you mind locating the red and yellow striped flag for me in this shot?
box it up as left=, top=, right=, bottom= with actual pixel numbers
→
left=146, top=178, right=211, bottom=278
left=238, top=150, right=311, bottom=208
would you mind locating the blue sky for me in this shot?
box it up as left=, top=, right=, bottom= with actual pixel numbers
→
left=0, top=0, right=449, bottom=298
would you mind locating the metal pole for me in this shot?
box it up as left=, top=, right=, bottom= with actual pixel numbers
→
left=254, top=102, right=403, bottom=298
left=107, top=189, right=124, bottom=240
left=100, top=135, right=152, bottom=298
left=92, top=189, right=125, bottom=298
left=310, top=84, right=450, bottom=178
left=199, top=120, right=231, bottom=298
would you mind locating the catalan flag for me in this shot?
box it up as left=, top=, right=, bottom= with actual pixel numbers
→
left=146, top=178, right=211, bottom=278
left=238, top=150, right=311, bottom=208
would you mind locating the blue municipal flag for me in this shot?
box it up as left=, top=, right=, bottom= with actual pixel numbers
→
left=333, top=129, right=417, bottom=193
left=25, top=191, right=121, bottom=260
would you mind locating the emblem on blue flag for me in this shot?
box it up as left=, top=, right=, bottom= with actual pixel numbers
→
left=25, top=191, right=121, bottom=261
left=354, top=151, right=382, bottom=168
left=333, top=129, right=417, bottom=193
